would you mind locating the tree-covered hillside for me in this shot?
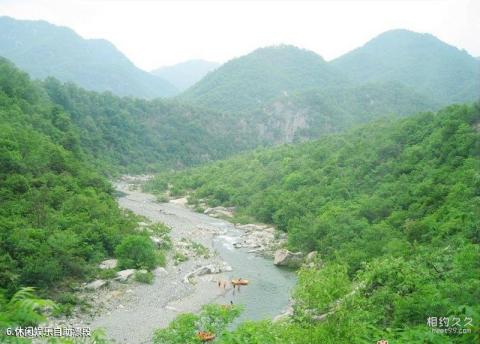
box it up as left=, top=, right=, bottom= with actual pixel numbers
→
left=0, top=16, right=177, bottom=98
left=147, top=104, right=479, bottom=342
left=181, top=45, right=348, bottom=112
left=332, top=29, right=480, bottom=105
left=42, top=78, right=261, bottom=173
left=180, top=30, right=478, bottom=115
left=247, top=81, right=439, bottom=144
left=0, top=58, right=142, bottom=294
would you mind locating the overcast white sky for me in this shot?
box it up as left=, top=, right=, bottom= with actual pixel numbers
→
left=0, top=0, right=478, bottom=70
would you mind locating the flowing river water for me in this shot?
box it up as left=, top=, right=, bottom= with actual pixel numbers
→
left=86, top=180, right=296, bottom=343
left=212, top=226, right=297, bottom=326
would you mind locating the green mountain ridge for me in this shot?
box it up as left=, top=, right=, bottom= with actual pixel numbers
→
left=331, top=29, right=480, bottom=105
left=0, top=16, right=177, bottom=98
left=181, top=30, right=479, bottom=114
left=180, top=45, right=349, bottom=112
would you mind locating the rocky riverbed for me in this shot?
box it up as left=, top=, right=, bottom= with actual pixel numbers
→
left=46, top=177, right=296, bottom=344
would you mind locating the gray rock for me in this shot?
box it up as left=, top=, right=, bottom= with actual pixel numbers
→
left=272, top=306, right=293, bottom=323
left=115, top=269, right=136, bottom=282
left=220, top=263, right=233, bottom=272
left=86, top=279, right=107, bottom=290
left=204, top=206, right=234, bottom=218
left=99, top=259, right=118, bottom=270
left=273, top=249, right=304, bottom=267
left=305, top=251, right=317, bottom=264
left=196, top=264, right=219, bottom=275
left=150, top=236, right=164, bottom=247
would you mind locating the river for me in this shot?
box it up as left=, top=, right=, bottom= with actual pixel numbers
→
left=86, top=180, right=296, bottom=343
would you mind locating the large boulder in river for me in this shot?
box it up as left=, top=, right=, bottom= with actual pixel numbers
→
left=274, top=249, right=304, bottom=268
left=196, top=264, right=220, bottom=276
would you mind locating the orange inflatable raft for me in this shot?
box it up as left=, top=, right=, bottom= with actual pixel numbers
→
left=231, top=279, right=249, bottom=286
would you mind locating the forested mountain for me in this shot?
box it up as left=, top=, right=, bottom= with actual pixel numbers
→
left=181, top=45, right=348, bottom=112
left=332, top=29, right=480, bottom=105
left=2, top=19, right=474, bottom=158
left=0, top=16, right=177, bottom=98
left=151, top=59, right=220, bottom=91
left=42, top=78, right=260, bottom=173
left=180, top=30, right=478, bottom=116
left=0, top=57, right=139, bottom=292
left=147, top=103, right=480, bottom=342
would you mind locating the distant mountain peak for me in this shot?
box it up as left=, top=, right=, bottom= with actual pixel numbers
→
left=331, top=28, right=479, bottom=105
left=151, top=59, right=220, bottom=91
left=0, top=16, right=177, bottom=98
left=244, top=44, right=327, bottom=63
left=180, top=45, right=342, bottom=112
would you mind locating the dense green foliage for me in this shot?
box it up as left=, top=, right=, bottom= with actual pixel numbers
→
left=147, top=104, right=480, bottom=342
left=115, top=235, right=157, bottom=270
left=181, top=45, right=347, bottom=112
left=42, top=77, right=440, bottom=171
left=0, top=16, right=177, bottom=98
left=42, top=78, right=259, bottom=173
left=0, top=287, right=110, bottom=343
left=0, top=58, right=139, bottom=293
left=153, top=304, right=242, bottom=344
left=134, top=270, right=154, bottom=284
left=0, top=288, right=54, bottom=329
left=332, top=29, right=480, bottom=105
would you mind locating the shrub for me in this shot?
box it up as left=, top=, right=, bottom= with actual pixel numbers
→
left=97, top=268, right=118, bottom=280
left=173, top=251, right=188, bottom=265
left=156, top=250, right=167, bottom=267
left=115, top=235, right=157, bottom=270
left=134, top=270, right=154, bottom=284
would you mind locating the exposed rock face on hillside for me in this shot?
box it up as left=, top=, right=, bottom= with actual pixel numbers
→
left=256, top=100, right=309, bottom=144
